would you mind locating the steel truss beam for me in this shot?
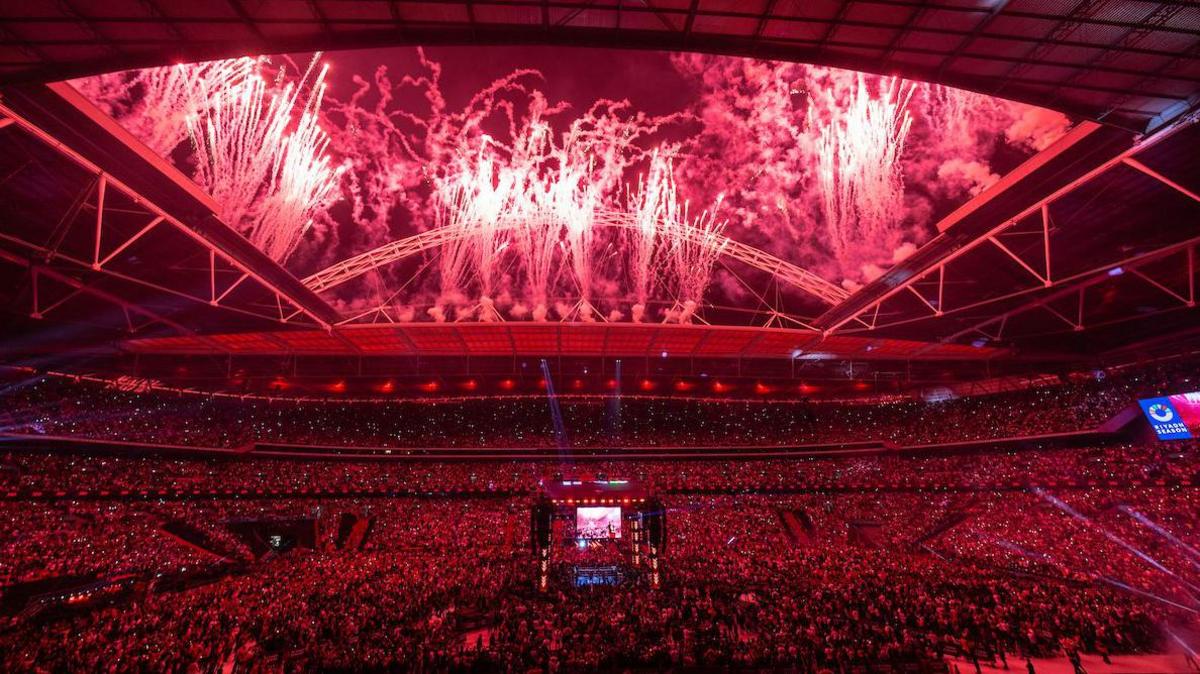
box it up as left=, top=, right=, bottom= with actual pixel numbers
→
left=822, top=117, right=1198, bottom=339
left=0, top=248, right=224, bottom=350
left=302, top=212, right=850, bottom=307
left=0, top=101, right=333, bottom=330
left=933, top=238, right=1199, bottom=348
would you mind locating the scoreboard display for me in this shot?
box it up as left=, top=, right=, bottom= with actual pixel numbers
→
left=1139, top=392, right=1200, bottom=440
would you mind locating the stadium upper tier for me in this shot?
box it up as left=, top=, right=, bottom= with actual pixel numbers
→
left=1, top=360, right=1177, bottom=451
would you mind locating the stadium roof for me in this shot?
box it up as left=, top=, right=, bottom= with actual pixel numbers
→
left=0, top=6, right=1198, bottom=394
left=0, top=1, right=1198, bottom=133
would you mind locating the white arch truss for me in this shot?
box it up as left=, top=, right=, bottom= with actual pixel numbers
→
left=303, top=214, right=850, bottom=306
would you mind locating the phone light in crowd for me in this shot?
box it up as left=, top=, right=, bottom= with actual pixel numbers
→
left=1108, top=266, right=1124, bottom=276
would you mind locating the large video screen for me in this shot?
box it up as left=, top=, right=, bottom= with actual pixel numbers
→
left=576, top=507, right=622, bottom=539
left=1139, top=392, right=1200, bottom=440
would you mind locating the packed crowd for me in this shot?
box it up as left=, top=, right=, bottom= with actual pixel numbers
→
left=1, top=445, right=1199, bottom=671
left=1, top=361, right=1182, bottom=449
left=1, top=483, right=1197, bottom=673
left=4, top=439, right=1197, bottom=495
left=0, top=359, right=1197, bottom=672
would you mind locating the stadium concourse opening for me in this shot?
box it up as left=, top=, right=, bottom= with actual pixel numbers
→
left=1, top=3, right=1200, bottom=673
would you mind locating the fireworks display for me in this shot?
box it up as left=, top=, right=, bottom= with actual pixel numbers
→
left=186, top=56, right=342, bottom=262
left=75, top=56, right=343, bottom=263
left=74, top=48, right=1071, bottom=321
left=810, top=75, right=914, bottom=262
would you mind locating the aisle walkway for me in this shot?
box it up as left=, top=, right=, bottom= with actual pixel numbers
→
left=947, top=653, right=1197, bottom=674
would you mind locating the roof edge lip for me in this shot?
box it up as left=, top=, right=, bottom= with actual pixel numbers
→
left=117, top=322, right=1009, bottom=361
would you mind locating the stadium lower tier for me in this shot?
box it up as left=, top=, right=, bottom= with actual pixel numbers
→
left=4, top=440, right=1198, bottom=496
left=2, top=449, right=1199, bottom=673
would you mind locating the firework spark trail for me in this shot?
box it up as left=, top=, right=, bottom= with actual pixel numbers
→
left=671, top=56, right=1070, bottom=287
left=643, top=155, right=726, bottom=322
left=556, top=162, right=600, bottom=320
left=437, top=149, right=522, bottom=320
left=188, top=57, right=342, bottom=262
left=810, top=75, right=914, bottom=261
left=72, top=58, right=259, bottom=157
left=504, top=115, right=564, bottom=321
left=667, top=212, right=727, bottom=323
left=256, top=89, right=342, bottom=261
left=430, top=185, right=475, bottom=321
left=625, top=155, right=670, bottom=323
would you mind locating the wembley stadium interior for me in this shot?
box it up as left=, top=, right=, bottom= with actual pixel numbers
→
left=1, top=2, right=1200, bottom=673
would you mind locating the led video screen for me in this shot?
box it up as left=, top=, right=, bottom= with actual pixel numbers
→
left=1139, top=392, right=1200, bottom=440
left=576, top=507, right=622, bottom=539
